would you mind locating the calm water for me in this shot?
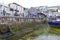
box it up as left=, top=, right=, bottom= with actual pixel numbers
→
left=34, top=34, right=60, bottom=40
left=34, top=23, right=60, bottom=40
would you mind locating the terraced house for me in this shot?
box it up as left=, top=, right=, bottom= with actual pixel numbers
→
left=8, top=3, right=29, bottom=17
left=0, top=3, right=29, bottom=23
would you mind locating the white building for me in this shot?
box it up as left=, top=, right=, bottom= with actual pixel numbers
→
left=5, top=7, right=13, bottom=16
left=47, top=7, right=59, bottom=18
left=8, top=3, right=25, bottom=17
left=0, top=4, right=13, bottom=16
left=28, top=7, right=43, bottom=17
left=0, top=5, right=4, bottom=16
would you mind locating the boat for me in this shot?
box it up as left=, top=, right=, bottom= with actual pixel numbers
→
left=48, top=16, right=60, bottom=27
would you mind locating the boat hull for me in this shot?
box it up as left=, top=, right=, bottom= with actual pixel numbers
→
left=48, top=21, right=60, bottom=27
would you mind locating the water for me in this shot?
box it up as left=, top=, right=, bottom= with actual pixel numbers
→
left=34, top=23, right=60, bottom=40
left=34, top=34, right=60, bottom=40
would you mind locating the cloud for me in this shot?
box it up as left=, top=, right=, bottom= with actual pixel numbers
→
left=0, top=0, right=59, bottom=8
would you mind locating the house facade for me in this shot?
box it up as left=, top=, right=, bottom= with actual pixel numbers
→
left=0, top=4, right=13, bottom=16
left=8, top=3, right=25, bottom=17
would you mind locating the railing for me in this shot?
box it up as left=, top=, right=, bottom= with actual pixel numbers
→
left=0, top=16, right=46, bottom=24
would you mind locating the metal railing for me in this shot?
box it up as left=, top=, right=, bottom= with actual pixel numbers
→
left=0, top=16, right=46, bottom=24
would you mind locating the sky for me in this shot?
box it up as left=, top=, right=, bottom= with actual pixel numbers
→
left=0, top=0, right=60, bottom=8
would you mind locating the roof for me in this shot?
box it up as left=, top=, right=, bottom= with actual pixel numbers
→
left=37, top=13, right=47, bottom=17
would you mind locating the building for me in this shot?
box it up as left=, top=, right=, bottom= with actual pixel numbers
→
left=0, top=4, right=13, bottom=16
left=28, top=7, right=38, bottom=17
left=23, top=8, right=29, bottom=17
left=0, top=5, right=4, bottom=16
left=8, top=3, right=25, bottom=17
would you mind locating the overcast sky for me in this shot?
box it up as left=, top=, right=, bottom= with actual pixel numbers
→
left=0, top=0, right=60, bottom=8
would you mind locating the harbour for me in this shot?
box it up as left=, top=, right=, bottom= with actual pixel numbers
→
left=0, top=1, right=60, bottom=40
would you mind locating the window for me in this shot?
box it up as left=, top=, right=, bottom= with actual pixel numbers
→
left=10, top=8, right=14, bottom=11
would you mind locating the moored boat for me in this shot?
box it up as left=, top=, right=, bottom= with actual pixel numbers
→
left=48, top=16, right=60, bottom=27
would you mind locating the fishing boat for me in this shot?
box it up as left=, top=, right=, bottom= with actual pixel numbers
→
left=48, top=16, right=60, bottom=27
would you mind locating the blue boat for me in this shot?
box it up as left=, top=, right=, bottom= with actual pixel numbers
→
left=48, top=21, right=60, bottom=27
left=48, top=16, right=60, bottom=27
